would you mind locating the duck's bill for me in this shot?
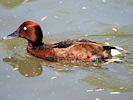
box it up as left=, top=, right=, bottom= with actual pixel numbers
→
left=3, top=30, right=19, bottom=40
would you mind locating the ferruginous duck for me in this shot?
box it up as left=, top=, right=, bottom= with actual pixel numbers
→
left=3, top=21, right=131, bottom=63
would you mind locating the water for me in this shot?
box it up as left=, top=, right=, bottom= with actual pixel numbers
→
left=0, top=0, right=133, bottom=100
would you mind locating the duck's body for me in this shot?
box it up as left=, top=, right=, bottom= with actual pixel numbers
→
left=27, top=38, right=112, bottom=62
left=3, top=21, right=131, bottom=62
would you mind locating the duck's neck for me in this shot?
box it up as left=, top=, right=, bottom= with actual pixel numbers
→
left=28, top=40, right=43, bottom=49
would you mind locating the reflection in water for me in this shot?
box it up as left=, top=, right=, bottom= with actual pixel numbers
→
left=3, top=52, right=108, bottom=77
left=2, top=53, right=77, bottom=77
left=3, top=53, right=42, bottom=77
left=81, top=71, right=133, bottom=93
left=0, top=0, right=36, bottom=9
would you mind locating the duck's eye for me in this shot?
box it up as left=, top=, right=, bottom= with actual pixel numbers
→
left=23, top=27, right=28, bottom=31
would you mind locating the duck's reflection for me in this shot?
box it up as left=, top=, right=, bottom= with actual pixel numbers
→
left=3, top=53, right=77, bottom=77
left=3, top=53, right=42, bottom=77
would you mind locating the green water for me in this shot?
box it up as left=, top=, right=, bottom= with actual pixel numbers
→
left=0, top=0, right=133, bottom=100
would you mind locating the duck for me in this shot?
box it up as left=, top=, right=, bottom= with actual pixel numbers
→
left=3, top=21, right=131, bottom=63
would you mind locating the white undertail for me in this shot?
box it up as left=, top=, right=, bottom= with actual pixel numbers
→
left=111, top=46, right=131, bottom=56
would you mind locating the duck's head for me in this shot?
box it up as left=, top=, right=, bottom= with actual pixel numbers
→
left=3, top=21, right=43, bottom=47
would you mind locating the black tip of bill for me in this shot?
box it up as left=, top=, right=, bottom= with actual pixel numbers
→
left=2, top=30, right=19, bottom=40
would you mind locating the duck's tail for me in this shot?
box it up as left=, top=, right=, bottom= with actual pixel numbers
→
left=111, top=46, right=132, bottom=56
left=103, top=46, right=132, bottom=56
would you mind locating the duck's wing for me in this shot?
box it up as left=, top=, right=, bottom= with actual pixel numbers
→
left=53, top=42, right=112, bottom=62
left=50, top=38, right=101, bottom=48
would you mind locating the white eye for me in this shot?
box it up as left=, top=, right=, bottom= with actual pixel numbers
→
left=23, top=27, right=28, bottom=31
